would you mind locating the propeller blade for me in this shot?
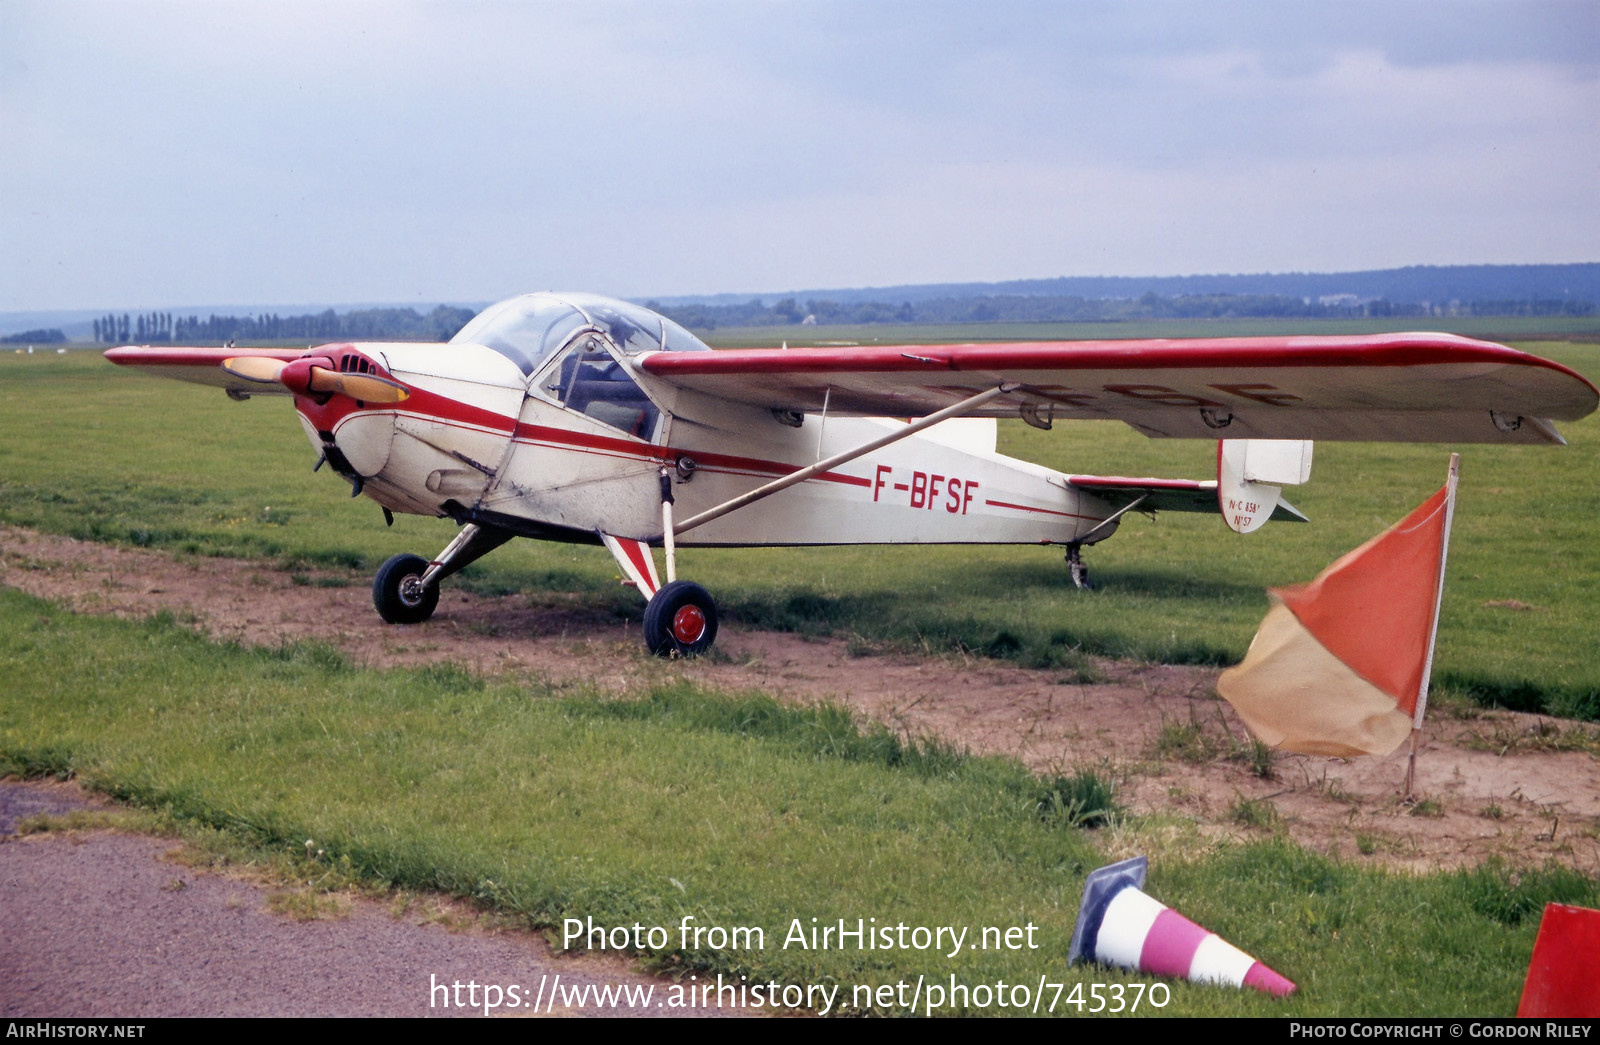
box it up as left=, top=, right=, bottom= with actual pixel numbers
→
left=307, top=367, right=412, bottom=403
left=222, top=356, right=290, bottom=384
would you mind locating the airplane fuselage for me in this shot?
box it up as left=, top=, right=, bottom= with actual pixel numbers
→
left=106, top=289, right=1599, bottom=656
left=295, top=339, right=1121, bottom=550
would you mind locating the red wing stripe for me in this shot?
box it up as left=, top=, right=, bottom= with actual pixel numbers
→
left=106, top=346, right=310, bottom=367
left=640, top=335, right=1597, bottom=384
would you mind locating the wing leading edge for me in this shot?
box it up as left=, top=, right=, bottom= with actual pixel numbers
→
left=105, top=346, right=311, bottom=395
left=640, top=333, right=1597, bottom=445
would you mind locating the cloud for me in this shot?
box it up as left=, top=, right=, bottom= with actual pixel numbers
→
left=3, top=0, right=1595, bottom=308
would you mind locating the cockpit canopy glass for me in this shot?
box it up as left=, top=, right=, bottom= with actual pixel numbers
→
left=451, top=292, right=710, bottom=375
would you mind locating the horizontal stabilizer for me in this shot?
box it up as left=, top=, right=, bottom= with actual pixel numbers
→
left=1069, top=475, right=1307, bottom=523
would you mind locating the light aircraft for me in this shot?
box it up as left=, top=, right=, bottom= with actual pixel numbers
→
left=107, top=292, right=1598, bottom=657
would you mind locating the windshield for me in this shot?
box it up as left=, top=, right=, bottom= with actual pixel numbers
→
left=451, top=292, right=710, bottom=374
left=450, top=295, right=587, bottom=375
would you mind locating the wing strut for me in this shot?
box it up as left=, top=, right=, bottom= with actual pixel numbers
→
left=672, top=383, right=1019, bottom=537
left=1076, top=493, right=1151, bottom=545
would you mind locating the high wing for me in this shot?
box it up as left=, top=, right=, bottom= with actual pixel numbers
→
left=640, top=333, right=1597, bottom=445
left=104, top=346, right=310, bottom=394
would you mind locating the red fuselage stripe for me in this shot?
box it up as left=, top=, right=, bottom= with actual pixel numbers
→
left=317, top=388, right=873, bottom=489
left=984, top=498, right=1099, bottom=521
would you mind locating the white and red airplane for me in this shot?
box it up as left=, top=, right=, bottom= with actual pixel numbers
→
left=107, top=291, right=1598, bottom=657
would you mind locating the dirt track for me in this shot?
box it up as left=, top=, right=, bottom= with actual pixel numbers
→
left=2, top=526, right=1598, bottom=1015
left=5, top=525, right=1597, bottom=871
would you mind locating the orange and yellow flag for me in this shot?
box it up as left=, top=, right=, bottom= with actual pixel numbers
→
left=1218, top=463, right=1457, bottom=758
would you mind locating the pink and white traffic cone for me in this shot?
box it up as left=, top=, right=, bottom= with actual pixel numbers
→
left=1069, top=855, right=1295, bottom=996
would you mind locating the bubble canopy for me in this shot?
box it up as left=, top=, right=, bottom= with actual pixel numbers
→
left=450, top=292, right=710, bottom=375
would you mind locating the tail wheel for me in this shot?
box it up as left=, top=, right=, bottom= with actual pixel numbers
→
left=1066, top=543, right=1093, bottom=591
left=373, top=553, right=439, bottom=624
left=644, top=581, right=718, bottom=657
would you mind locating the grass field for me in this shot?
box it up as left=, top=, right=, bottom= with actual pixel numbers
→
left=3, top=588, right=1594, bottom=1016
left=2, top=328, right=1598, bottom=1016
left=3, top=339, right=1596, bottom=718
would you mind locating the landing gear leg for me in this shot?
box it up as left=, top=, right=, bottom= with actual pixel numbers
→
left=605, top=468, right=719, bottom=658
left=644, top=581, right=719, bottom=658
left=371, top=522, right=514, bottom=625
left=1065, top=543, right=1093, bottom=591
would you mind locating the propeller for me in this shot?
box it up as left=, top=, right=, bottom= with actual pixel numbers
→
left=222, top=356, right=288, bottom=384
left=222, top=356, right=411, bottom=403
left=308, top=369, right=412, bottom=403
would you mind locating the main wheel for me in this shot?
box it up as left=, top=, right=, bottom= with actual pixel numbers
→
left=373, top=553, right=439, bottom=624
left=643, top=580, right=718, bottom=658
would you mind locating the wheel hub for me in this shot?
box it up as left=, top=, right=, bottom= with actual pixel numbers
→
left=671, top=605, right=707, bottom=645
left=398, top=575, right=427, bottom=607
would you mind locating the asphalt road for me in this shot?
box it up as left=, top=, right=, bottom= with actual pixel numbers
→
left=0, top=781, right=730, bottom=1018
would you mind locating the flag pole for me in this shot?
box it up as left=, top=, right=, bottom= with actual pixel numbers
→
left=1406, top=452, right=1460, bottom=802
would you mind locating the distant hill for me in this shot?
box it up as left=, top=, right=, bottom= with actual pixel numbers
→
left=640, top=264, right=1598, bottom=330
left=649, top=264, right=1600, bottom=310
left=5, top=264, right=1595, bottom=339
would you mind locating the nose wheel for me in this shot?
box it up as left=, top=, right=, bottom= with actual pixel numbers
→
left=644, top=580, right=719, bottom=657
left=370, top=523, right=515, bottom=627
left=373, top=553, right=440, bottom=624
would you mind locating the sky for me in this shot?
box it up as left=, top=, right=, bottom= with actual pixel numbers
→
left=2, top=0, right=1597, bottom=311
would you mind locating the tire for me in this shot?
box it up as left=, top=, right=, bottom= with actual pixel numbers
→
left=373, top=553, right=439, bottom=624
left=643, top=580, right=718, bottom=658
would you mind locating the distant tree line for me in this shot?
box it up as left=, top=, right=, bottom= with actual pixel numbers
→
left=644, top=292, right=1596, bottom=331
left=1, top=327, right=67, bottom=344
left=73, top=280, right=1600, bottom=345
left=93, top=305, right=477, bottom=344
